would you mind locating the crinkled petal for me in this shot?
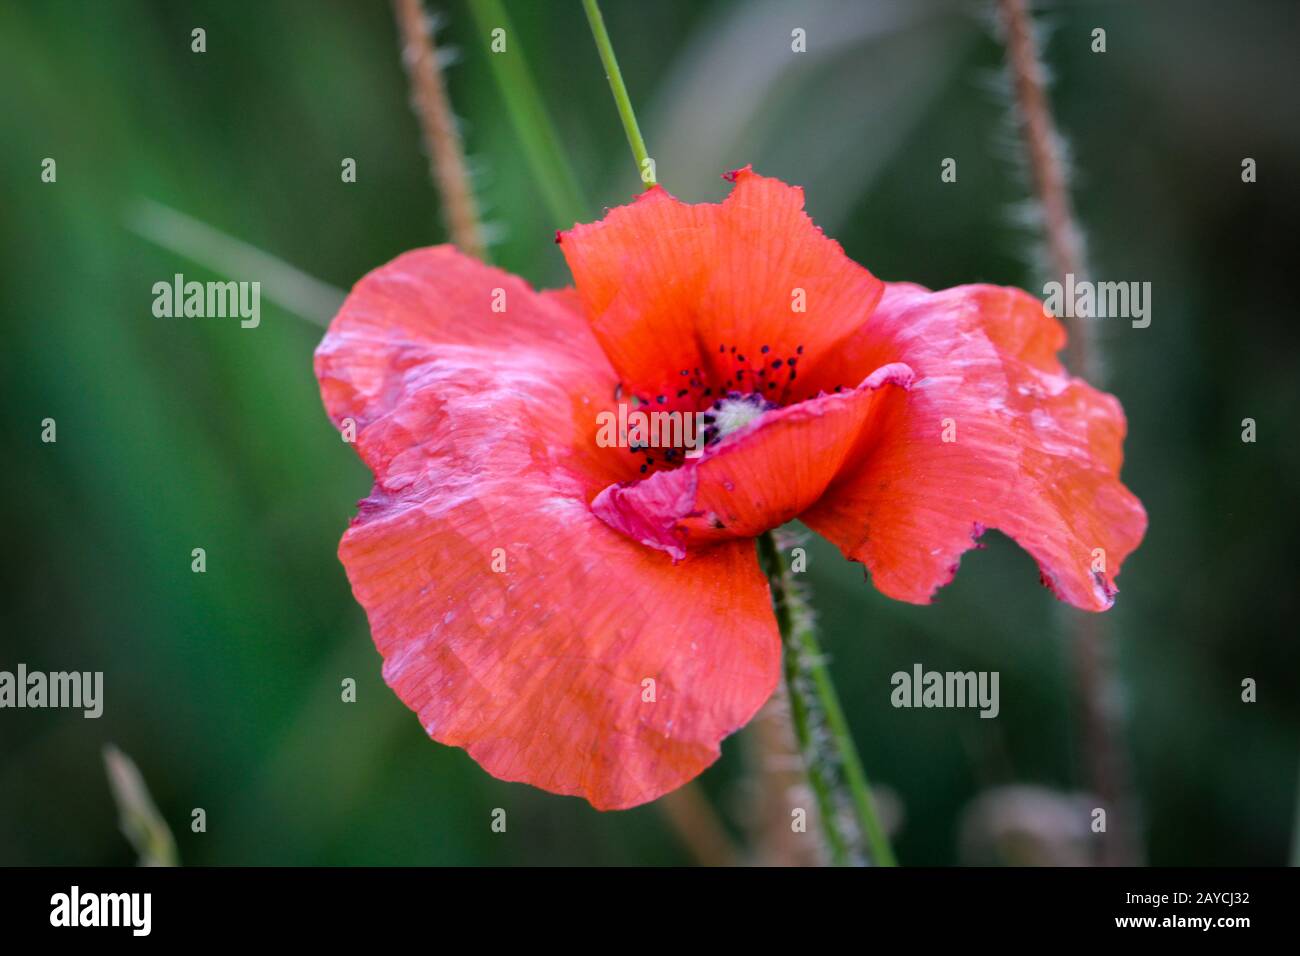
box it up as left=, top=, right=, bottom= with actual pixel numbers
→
left=315, top=246, right=781, bottom=809
left=801, top=283, right=1147, bottom=611
left=591, top=363, right=914, bottom=558
left=558, top=167, right=884, bottom=411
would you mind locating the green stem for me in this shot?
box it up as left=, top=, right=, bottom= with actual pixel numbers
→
left=580, top=0, right=655, bottom=185
left=466, top=0, right=589, bottom=226
left=757, top=531, right=898, bottom=867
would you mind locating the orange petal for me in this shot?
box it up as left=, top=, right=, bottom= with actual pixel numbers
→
left=315, top=246, right=781, bottom=809
left=801, top=283, right=1147, bottom=611
left=558, top=167, right=884, bottom=413
left=592, top=363, right=914, bottom=557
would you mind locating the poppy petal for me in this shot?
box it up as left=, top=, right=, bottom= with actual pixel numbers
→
left=591, top=363, right=914, bottom=558
left=315, top=246, right=781, bottom=810
left=558, top=167, right=884, bottom=411
left=801, top=283, right=1147, bottom=611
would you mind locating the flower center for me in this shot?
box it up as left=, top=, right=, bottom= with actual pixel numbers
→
left=702, top=392, right=775, bottom=445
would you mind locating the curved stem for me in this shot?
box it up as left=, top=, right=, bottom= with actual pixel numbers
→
left=757, top=531, right=897, bottom=866
left=580, top=0, right=655, bottom=185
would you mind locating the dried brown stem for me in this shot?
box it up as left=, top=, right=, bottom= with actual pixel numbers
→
left=998, top=0, right=1091, bottom=376
left=658, top=785, right=740, bottom=868
left=746, top=686, right=826, bottom=866
left=997, top=0, right=1143, bottom=867
left=392, top=0, right=486, bottom=259
left=1069, top=613, right=1143, bottom=866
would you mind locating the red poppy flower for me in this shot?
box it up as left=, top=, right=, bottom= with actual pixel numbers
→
left=314, top=167, right=1146, bottom=810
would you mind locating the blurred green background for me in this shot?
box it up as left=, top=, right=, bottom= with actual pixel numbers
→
left=2, top=0, right=1297, bottom=866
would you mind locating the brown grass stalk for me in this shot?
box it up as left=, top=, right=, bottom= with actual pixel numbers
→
left=997, top=0, right=1143, bottom=867
left=392, top=0, right=486, bottom=259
